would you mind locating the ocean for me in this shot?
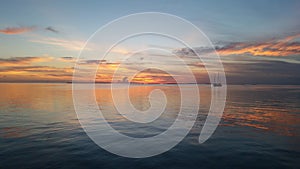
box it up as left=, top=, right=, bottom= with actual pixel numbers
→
left=0, top=83, right=299, bottom=169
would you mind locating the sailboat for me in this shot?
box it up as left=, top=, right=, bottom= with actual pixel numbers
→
left=212, top=72, right=222, bottom=87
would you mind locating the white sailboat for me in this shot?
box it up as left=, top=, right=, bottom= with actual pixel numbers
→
left=212, top=72, right=222, bottom=87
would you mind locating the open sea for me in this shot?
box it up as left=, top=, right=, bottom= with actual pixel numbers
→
left=0, top=83, right=299, bottom=169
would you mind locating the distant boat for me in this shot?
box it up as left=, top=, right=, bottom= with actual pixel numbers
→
left=212, top=72, right=222, bottom=87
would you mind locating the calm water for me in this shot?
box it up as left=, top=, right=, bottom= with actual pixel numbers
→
left=0, top=83, right=299, bottom=169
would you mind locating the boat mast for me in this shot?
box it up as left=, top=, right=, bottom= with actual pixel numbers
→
left=214, top=73, right=216, bottom=84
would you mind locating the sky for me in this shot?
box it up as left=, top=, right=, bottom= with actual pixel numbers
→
left=0, top=0, right=299, bottom=84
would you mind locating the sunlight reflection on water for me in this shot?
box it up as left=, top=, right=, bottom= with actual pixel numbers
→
left=0, top=83, right=299, bottom=168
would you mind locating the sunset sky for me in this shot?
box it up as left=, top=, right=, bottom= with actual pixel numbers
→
left=0, top=0, right=299, bottom=84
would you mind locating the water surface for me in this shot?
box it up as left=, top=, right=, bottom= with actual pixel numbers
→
left=0, top=83, right=299, bottom=169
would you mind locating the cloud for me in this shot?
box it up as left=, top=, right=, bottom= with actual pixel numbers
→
left=78, top=59, right=110, bottom=65
left=174, top=34, right=300, bottom=57
left=173, top=47, right=212, bottom=58
left=0, top=26, right=35, bottom=34
left=0, top=26, right=60, bottom=35
left=0, top=56, right=76, bottom=82
left=31, top=37, right=90, bottom=51
left=0, top=57, right=53, bottom=67
left=45, top=26, right=59, bottom=33
left=58, top=56, right=76, bottom=63
left=217, top=34, right=300, bottom=57
left=0, top=66, right=72, bottom=73
left=0, top=56, right=120, bottom=82
left=0, top=65, right=74, bottom=82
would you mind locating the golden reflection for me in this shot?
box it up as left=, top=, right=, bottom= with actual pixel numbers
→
left=1, top=84, right=298, bottom=138
left=94, top=85, right=183, bottom=122
left=222, top=103, right=299, bottom=136
left=0, top=127, right=26, bottom=138
left=0, top=83, right=75, bottom=122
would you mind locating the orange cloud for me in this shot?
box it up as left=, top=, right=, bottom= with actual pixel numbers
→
left=0, top=57, right=124, bottom=82
left=174, top=34, right=300, bottom=57
left=0, top=56, right=73, bottom=82
left=129, top=69, right=176, bottom=84
left=0, top=65, right=74, bottom=82
left=0, top=56, right=205, bottom=83
left=0, top=26, right=35, bottom=34
left=217, top=34, right=300, bottom=57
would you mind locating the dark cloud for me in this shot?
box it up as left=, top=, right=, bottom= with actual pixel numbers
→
left=173, top=47, right=214, bottom=57
left=45, top=26, right=59, bottom=33
left=61, top=57, right=73, bottom=60
left=58, top=57, right=76, bottom=62
left=0, top=57, right=52, bottom=66
left=78, top=60, right=110, bottom=65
